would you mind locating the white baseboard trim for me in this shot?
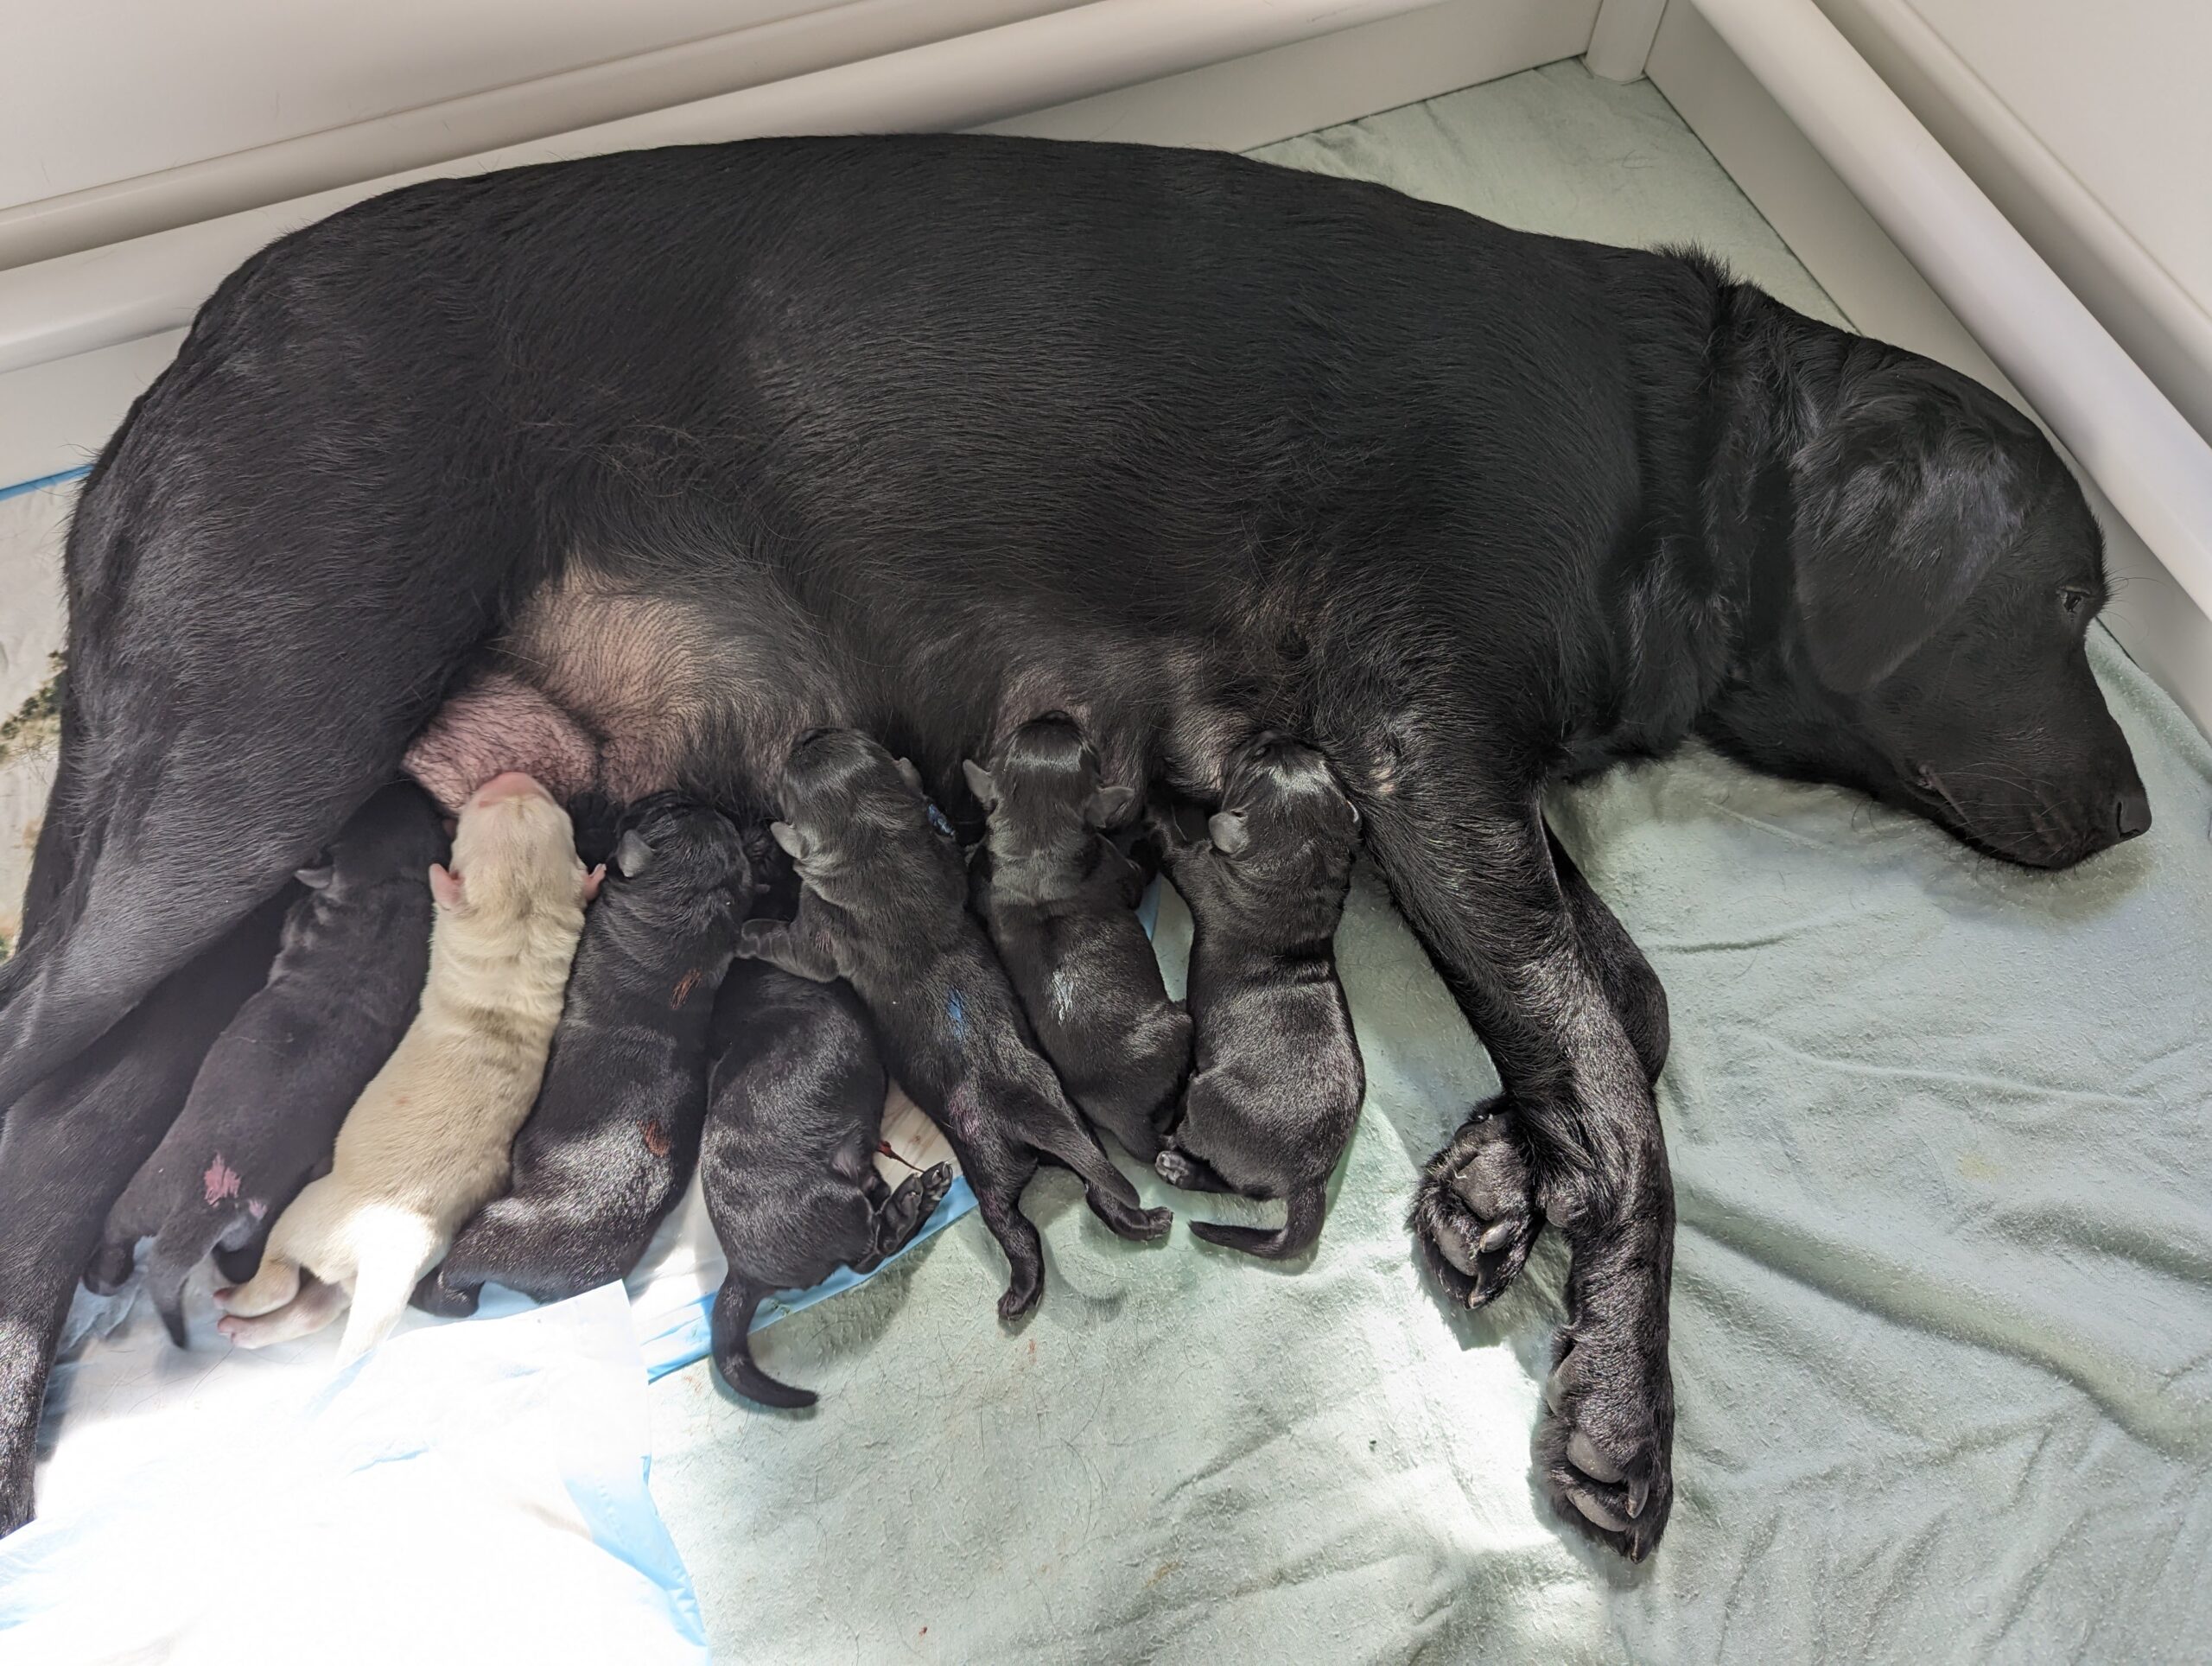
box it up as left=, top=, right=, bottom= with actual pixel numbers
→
left=0, top=0, right=1586, bottom=490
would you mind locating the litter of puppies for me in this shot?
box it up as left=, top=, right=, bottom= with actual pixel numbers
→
left=88, top=713, right=1369, bottom=1407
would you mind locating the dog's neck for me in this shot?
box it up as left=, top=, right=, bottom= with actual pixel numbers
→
left=1693, top=283, right=1855, bottom=680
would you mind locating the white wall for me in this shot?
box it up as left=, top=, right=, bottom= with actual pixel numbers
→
left=1812, top=0, right=2212, bottom=446
left=0, top=1, right=858, bottom=208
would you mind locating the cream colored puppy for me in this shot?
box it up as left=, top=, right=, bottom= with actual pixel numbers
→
left=216, top=772, right=601, bottom=1364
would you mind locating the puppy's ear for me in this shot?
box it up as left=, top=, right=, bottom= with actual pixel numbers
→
left=894, top=756, right=925, bottom=797
left=582, top=863, right=607, bottom=905
left=1084, top=784, right=1139, bottom=829
left=429, top=862, right=466, bottom=910
left=296, top=861, right=334, bottom=891
left=769, top=820, right=809, bottom=862
left=963, top=760, right=998, bottom=810
left=614, top=830, right=654, bottom=879
left=1792, top=366, right=2024, bottom=694
left=1206, top=810, right=1251, bottom=856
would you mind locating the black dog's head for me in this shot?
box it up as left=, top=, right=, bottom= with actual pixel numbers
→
left=1707, top=335, right=2149, bottom=869
left=772, top=728, right=965, bottom=910
left=1201, top=735, right=1360, bottom=927
left=605, top=792, right=753, bottom=932
left=963, top=714, right=1141, bottom=900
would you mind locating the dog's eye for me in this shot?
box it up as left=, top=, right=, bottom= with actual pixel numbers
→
left=2058, top=587, right=2092, bottom=619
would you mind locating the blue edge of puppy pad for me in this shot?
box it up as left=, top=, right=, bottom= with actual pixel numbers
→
left=633, top=873, right=1164, bottom=1383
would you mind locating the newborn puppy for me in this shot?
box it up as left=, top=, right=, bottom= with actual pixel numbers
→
left=965, top=715, right=1189, bottom=1160
left=89, top=784, right=445, bottom=1344
left=703, top=951, right=955, bottom=1407
left=740, top=727, right=1170, bottom=1319
left=1153, top=736, right=1363, bottom=1259
left=416, top=793, right=750, bottom=1316
left=216, top=773, right=601, bottom=1363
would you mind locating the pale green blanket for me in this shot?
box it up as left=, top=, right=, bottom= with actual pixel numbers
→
left=645, top=67, right=2212, bottom=1663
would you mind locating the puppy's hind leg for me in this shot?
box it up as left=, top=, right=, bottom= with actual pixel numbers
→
left=218, top=1273, right=346, bottom=1350
left=216, top=1255, right=302, bottom=1319
left=1032, top=1109, right=1171, bottom=1243
left=873, top=1163, right=957, bottom=1262
left=973, top=1184, right=1047, bottom=1322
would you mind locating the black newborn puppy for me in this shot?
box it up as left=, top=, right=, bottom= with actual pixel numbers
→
left=965, top=715, right=1190, bottom=1160
left=1153, top=736, right=1363, bottom=1259
left=89, top=784, right=443, bottom=1343
left=417, top=792, right=749, bottom=1315
left=741, top=727, right=1171, bottom=1319
left=704, top=951, right=955, bottom=1408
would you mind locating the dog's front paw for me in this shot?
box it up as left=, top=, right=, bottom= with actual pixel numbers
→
left=1536, top=1327, right=1675, bottom=1562
left=1410, top=1104, right=1541, bottom=1307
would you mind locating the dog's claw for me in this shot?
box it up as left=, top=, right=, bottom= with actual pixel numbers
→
left=1477, top=1219, right=1518, bottom=1254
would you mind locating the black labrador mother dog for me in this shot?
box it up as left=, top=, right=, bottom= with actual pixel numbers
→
left=0, top=134, right=2147, bottom=1555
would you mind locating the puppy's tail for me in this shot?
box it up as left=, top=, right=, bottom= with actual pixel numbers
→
left=1190, top=1183, right=1326, bottom=1261
left=710, top=1275, right=816, bottom=1409
left=334, top=1208, right=441, bottom=1370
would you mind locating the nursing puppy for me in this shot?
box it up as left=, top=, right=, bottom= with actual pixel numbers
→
left=88, top=784, right=444, bottom=1344
left=704, top=952, right=955, bottom=1407
left=215, top=773, right=600, bottom=1363
left=965, top=715, right=1189, bottom=1160
left=1153, top=736, right=1363, bottom=1259
left=740, top=728, right=1170, bottom=1319
left=416, top=793, right=749, bottom=1316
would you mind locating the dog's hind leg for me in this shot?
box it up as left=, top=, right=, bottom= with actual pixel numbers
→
left=0, top=903, right=282, bottom=1535
left=0, top=448, right=531, bottom=1107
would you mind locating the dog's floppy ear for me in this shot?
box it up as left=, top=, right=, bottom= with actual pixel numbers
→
left=614, top=830, right=653, bottom=879
left=1084, top=784, right=1139, bottom=829
left=963, top=760, right=997, bottom=811
left=894, top=756, right=925, bottom=796
left=429, top=862, right=466, bottom=910
left=1791, top=369, right=2026, bottom=694
left=769, top=821, right=810, bottom=863
left=1206, top=809, right=1250, bottom=855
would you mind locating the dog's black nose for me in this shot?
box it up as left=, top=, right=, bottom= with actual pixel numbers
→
left=2113, top=785, right=2152, bottom=840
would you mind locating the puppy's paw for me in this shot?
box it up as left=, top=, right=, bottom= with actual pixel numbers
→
left=82, top=1238, right=136, bottom=1296
left=1536, top=1330, right=1675, bottom=1563
left=1410, top=1104, right=1541, bottom=1307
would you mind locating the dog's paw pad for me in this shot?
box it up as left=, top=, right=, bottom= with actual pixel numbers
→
left=1410, top=1108, right=1541, bottom=1307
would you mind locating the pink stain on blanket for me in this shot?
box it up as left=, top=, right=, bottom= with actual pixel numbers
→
left=203, top=1156, right=242, bottom=1206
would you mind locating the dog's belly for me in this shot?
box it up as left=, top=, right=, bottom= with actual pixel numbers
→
left=410, top=566, right=1277, bottom=813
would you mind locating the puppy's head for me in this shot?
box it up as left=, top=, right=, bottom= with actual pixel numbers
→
left=1206, top=735, right=1360, bottom=899
left=1709, top=335, right=2148, bottom=868
left=963, top=714, right=1139, bottom=874
left=295, top=781, right=448, bottom=902
left=607, top=793, right=753, bottom=925
left=431, top=772, right=597, bottom=923
left=772, top=728, right=961, bottom=908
